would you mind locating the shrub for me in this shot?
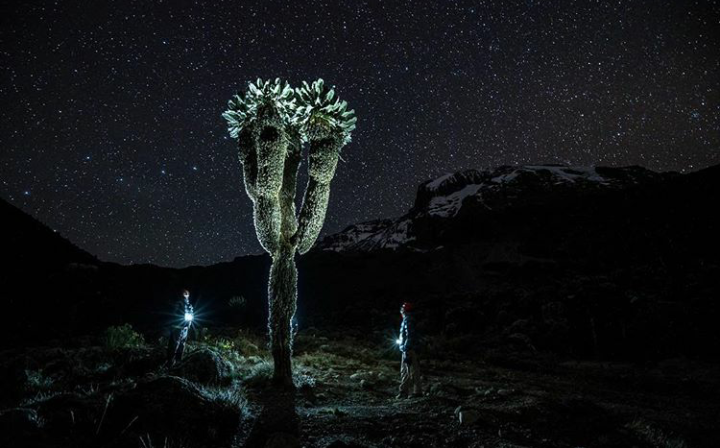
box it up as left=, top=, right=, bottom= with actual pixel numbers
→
left=196, top=331, right=266, bottom=364
left=20, top=391, right=60, bottom=406
left=228, top=296, right=246, bottom=309
left=102, top=323, right=145, bottom=349
left=242, top=361, right=274, bottom=388
left=294, top=374, right=316, bottom=390
left=235, top=336, right=261, bottom=357
left=24, top=369, right=53, bottom=390
left=627, top=420, right=687, bottom=448
left=212, top=337, right=235, bottom=352
left=199, top=382, right=247, bottom=412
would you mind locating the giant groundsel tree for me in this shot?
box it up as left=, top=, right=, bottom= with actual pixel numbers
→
left=222, top=78, right=356, bottom=386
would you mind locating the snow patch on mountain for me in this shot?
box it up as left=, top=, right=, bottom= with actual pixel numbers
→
left=316, top=164, right=667, bottom=253
left=427, top=184, right=484, bottom=217
left=522, top=166, right=608, bottom=184
left=425, top=172, right=457, bottom=191
left=358, top=218, right=414, bottom=250
left=489, top=166, right=607, bottom=185
left=317, top=219, right=415, bottom=252
left=318, top=220, right=391, bottom=252
left=422, top=166, right=610, bottom=218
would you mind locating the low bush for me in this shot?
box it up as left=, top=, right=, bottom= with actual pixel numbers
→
left=24, top=369, right=53, bottom=391
left=242, top=361, right=273, bottom=388
left=228, top=296, right=246, bottom=309
left=102, top=324, right=145, bottom=349
left=199, top=382, right=247, bottom=412
left=627, top=420, right=687, bottom=448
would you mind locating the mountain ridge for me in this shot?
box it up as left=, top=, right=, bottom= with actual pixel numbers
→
left=2, top=163, right=719, bottom=361
left=316, top=164, right=681, bottom=253
left=0, top=197, right=97, bottom=272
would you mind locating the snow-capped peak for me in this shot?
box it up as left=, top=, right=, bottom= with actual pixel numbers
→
left=317, top=164, right=668, bottom=253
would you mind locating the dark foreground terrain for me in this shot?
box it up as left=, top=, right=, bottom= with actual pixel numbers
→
left=2, top=164, right=719, bottom=446
left=1, top=328, right=718, bottom=448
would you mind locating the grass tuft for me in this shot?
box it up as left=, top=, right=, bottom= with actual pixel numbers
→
left=241, top=361, right=274, bottom=388
left=25, top=369, right=54, bottom=390
left=627, top=419, right=687, bottom=448
left=102, top=323, right=145, bottom=349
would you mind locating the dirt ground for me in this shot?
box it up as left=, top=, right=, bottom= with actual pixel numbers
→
left=2, top=330, right=719, bottom=448
left=265, top=334, right=720, bottom=448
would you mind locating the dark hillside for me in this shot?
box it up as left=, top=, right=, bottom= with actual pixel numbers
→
left=2, top=165, right=719, bottom=360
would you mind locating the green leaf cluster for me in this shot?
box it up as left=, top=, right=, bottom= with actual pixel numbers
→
left=102, top=323, right=145, bottom=349
left=222, top=78, right=356, bottom=143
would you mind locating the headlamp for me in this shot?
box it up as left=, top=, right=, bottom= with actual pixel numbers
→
left=184, top=312, right=194, bottom=322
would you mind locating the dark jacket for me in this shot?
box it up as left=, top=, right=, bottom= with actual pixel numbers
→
left=399, top=313, right=414, bottom=353
left=172, top=298, right=194, bottom=330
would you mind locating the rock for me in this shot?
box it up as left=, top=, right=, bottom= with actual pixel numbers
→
left=458, top=409, right=481, bottom=425
left=350, top=371, right=375, bottom=386
left=473, top=386, right=494, bottom=396
left=173, top=349, right=233, bottom=385
left=429, top=383, right=443, bottom=396
left=106, top=376, right=240, bottom=448
left=455, top=405, right=481, bottom=425
left=431, top=382, right=470, bottom=397
left=497, top=388, right=513, bottom=396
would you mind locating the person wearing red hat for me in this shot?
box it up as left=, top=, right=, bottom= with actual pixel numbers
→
left=397, top=302, right=423, bottom=398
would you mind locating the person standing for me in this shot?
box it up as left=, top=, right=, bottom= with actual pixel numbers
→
left=165, top=289, right=194, bottom=368
left=397, top=302, right=422, bottom=398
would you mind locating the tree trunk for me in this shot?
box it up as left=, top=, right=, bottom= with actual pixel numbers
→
left=268, top=243, right=297, bottom=387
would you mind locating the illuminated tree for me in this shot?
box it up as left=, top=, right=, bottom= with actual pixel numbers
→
left=223, top=78, right=356, bottom=386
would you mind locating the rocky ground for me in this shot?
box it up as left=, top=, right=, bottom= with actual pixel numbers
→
left=1, top=327, right=718, bottom=448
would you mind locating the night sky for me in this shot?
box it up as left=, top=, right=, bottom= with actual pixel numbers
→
left=1, top=1, right=718, bottom=267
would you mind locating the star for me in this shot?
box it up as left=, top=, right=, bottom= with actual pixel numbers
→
left=0, top=0, right=717, bottom=267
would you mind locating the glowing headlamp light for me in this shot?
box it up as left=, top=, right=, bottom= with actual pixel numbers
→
left=184, top=312, right=194, bottom=322
left=396, top=338, right=402, bottom=345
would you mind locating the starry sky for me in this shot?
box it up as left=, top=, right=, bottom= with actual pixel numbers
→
left=1, top=0, right=718, bottom=267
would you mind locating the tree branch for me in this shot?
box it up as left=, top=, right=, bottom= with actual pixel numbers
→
left=280, top=140, right=302, bottom=241
left=294, top=137, right=342, bottom=254
left=237, top=128, right=258, bottom=202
